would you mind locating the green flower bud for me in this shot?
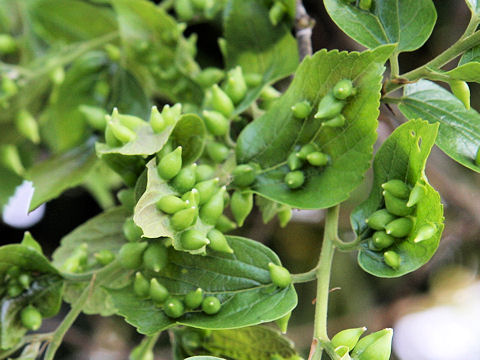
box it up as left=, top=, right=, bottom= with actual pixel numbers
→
left=164, top=297, right=184, bottom=318
left=231, top=190, right=253, bottom=226
left=322, top=114, right=346, bottom=127
left=8, top=283, right=23, bottom=298
left=449, top=80, right=470, bottom=110
left=200, top=187, right=225, bottom=225
left=314, top=92, right=345, bottom=119
left=413, top=223, right=437, bottom=243
left=215, top=215, right=237, bottom=233
left=372, top=231, right=395, bottom=250
left=185, top=288, right=204, bottom=309
left=196, top=178, right=220, bottom=205
left=150, top=278, right=169, bottom=303
left=195, top=164, right=215, bottom=181
left=18, top=273, right=31, bottom=289
left=21, top=232, right=42, bottom=254
left=107, top=119, right=136, bottom=144
left=332, top=327, right=367, bottom=351
left=275, top=311, right=291, bottom=333
left=173, top=164, right=197, bottom=193
left=382, top=179, right=410, bottom=199
left=296, top=143, right=317, bottom=160
left=358, top=0, right=372, bottom=11
left=0, top=34, right=17, bottom=54
left=123, top=217, right=143, bottom=242
left=104, top=118, right=121, bottom=147
left=367, top=237, right=380, bottom=251
left=383, top=251, right=401, bottom=270
left=171, top=206, right=198, bottom=231
left=244, top=73, right=263, bottom=87
left=291, top=100, right=312, bottom=119
left=195, top=67, right=225, bottom=88
left=161, top=104, right=182, bottom=126
left=182, top=188, right=200, bottom=207
left=79, top=105, right=107, bottom=131
left=333, top=79, right=355, bottom=100
left=134, top=272, right=150, bottom=298
left=94, top=249, right=115, bottom=266
left=156, top=195, right=187, bottom=214
left=383, top=191, right=413, bottom=216
left=0, top=144, right=24, bottom=175
left=260, top=85, right=281, bottom=101
left=268, top=263, right=292, bottom=288
left=365, top=209, right=396, bottom=231
left=306, top=151, right=329, bottom=166
left=287, top=152, right=303, bottom=171
left=284, top=170, right=305, bottom=189
left=203, top=110, right=230, bottom=136
left=223, top=66, right=247, bottom=104
left=157, top=146, right=183, bottom=180
left=211, top=84, right=234, bottom=117
left=407, top=183, right=426, bottom=207
left=385, top=217, right=413, bottom=238
left=143, top=241, right=168, bottom=272
left=149, top=106, right=167, bottom=133
left=232, top=164, right=257, bottom=187
left=20, top=305, right=42, bottom=331
left=351, top=328, right=393, bottom=360
left=202, top=296, right=221, bottom=315
left=117, top=188, right=136, bottom=211
left=118, top=242, right=148, bottom=269
left=206, top=142, right=230, bottom=163
left=15, top=109, right=40, bottom=144
left=335, top=346, right=350, bottom=358
left=278, top=206, right=292, bottom=228
left=269, top=1, right=287, bottom=26
left=180, top=229, right=209, bottom=250
left=174, top=0, right=194, bottom=21
left=112, top=108, right=146, bottom=130
left=207, top=229, right=234, bottom=253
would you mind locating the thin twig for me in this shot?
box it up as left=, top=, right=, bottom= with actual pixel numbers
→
left=295, top=0, right=315, bottom=60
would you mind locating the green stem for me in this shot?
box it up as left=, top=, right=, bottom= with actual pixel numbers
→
left=291, top=268, right=317, bottom=283
left=389, top=53, right=400, bottom=78
left=312, top=206, right=339, bottom=359
left=332, top=235, right=361, bottom=252
left=0, top=333, right=53, bottom=360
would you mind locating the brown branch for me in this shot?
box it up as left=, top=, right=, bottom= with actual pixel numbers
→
left=295, top=0, right=315, bottom=60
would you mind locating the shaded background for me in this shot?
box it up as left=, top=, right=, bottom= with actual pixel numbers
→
left=2, top=1, right=480, bottom=359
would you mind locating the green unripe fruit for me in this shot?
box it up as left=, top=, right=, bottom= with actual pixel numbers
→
left=134, top=272, right=150, bottom=298
left=195, top=67, right=225, bottom=88
left=161, top=104, right=182, bottom=126
left=174, top=0, right=194, bottom=21
left=180, top=229, right=209, bottom=250
left=322, top=114, right=346, bottom=128
left=94, top=250, right=115, bottom=266
left=333, top=79, right=355, bottom=100
left=372, top=231, right=395, bottom=250
left=20, top=305, right=42, bottom=331
left=156, top=195, right=187, bottom=214
left=157, top=146, right=183, bottom=180
left=215, top=215, right=237, bottom=233
left=182, top=189, right=200, bottom=207
left=260, top=85, right=281, bottom=101
left=79, top=105, right=107, bottom=131
left=123, top=217, right=143, bottom=242
left=18, top=273, right=31, bottom=289
left=296, top=143, right=317, bottom=160
left=306, top=151, right=329, bottom=166
left=275, top=311, right=291, bottom=334
left=195, top=164, right=215, bottom=181
left=150, top=278, right=169, bottom=303
left=0, top=34, right=17, bottom=54
left=287, top=152, right=303, bottom=171
left=223, top=66, right=247, bottom=104
left=118, top=242, right=148, bottom=269
left=366, top=209, right=396, bottom=231
left=143, top=242, right=168, bottom=272
left=211, top=84, right=234, bottom=117
left=164, top=297, right=184, bottom=318
left=150, top=106, right=167, bottom=133
left=351, top=328, right=393, bottom=360
left=284, top=171, right=305, bottom=189
left=203, top=110, right=229, bottom=136
left=230, top=190, right=253, bottom=226
left=358, top=0, right=372, bottom=11
left=332, top=327, right=367, bottom=351
left=206, top=142, right=229, bottom=163
left=232, top=164, right=257, bottom=187
left=385, top=217, right=413, bottom=238
left=382, top=179, right=410, bottom=199
left=8, top=283, right=23, bottom=297
left=314, top=92, right=345, bottom=119
left=16, top=109, right=40, bottom=144
left=383, top=251, right=401, bottom=269
left=171, top=206, right=198, bottom=231
left=200, top=187, right=225, bottom=225
left=207, top=229, right=234, bottom=253
left=202, top=296, right=221, bottom=315
left=383, top=191, right=414, bottom=216
left=107, top=119, right=136, bottom=143
left=173, top=164, right=197, bottom=193
left=291, top=100, right=312, bottom=119
left=112, top=108, right=146, bottom=130
left=449, top=80, right=470, bottom=110
left=407, top=183, right=425, bottom=207
left=185, top=288, right=204, bottom=309
left=367, top=237, right=380, bottom=251
left=278, top=206, right=292, bottom=228
left=414, top=223, right=437, bottom=243
left=196, top=178, right=220, bottom=205
left=244, top=73, right=263, bottom=87
left=268, top=263, right=292, bottom=288
left=105, top=122, right=121, bottom=147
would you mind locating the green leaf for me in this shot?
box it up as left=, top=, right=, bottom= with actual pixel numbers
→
left=236, top=45, right=394, bottom=209
left=0, top=245, right=58, bottom=276
left=185, top=357, right=225, bottom=360
left=442, top=62, right=480, bottom=82
left=324, top=0, right=437, bottom=52
left=108, top=236, right=297, bottom=334
left=351, top=120, right=444, bottom=278
left=27, top=139, right=97, bottom=211
left=52, top=207, right=130, bottom=315
left=0, top=166, right=23, bottom=211
left=399, top=80, right=480, bottom=172
left=171, top=114, right=207, bottom=165
left=459, top=45, right=480, bottom=65
left=465, top=0, right=480, bottom=15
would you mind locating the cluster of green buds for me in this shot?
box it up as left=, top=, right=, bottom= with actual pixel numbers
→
left=314, top=79, right=356, bottom=127
left=331, top=327, right=393, bottom=360
left=364, top=179, right=437, bottom=269
left=61, top=243, right=115, bottom=273
left=283, top=143, right=329, bottom=189
left=174, top=0, right=223, bottom=21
